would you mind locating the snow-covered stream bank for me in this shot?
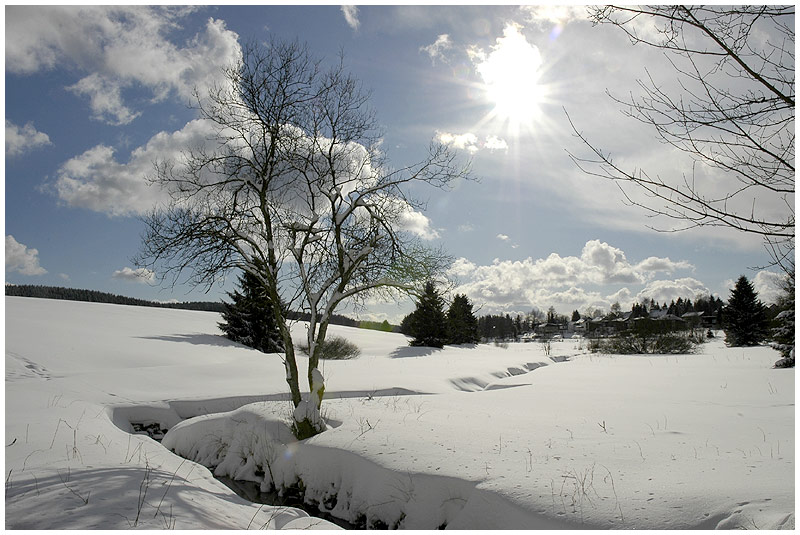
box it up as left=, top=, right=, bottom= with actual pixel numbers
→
left=6, top=297, right=795, bottom=529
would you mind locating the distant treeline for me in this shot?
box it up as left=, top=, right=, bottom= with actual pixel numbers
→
left=5, top=284, right=227, bottom=312
left=4, top=284, right=360, bottom=327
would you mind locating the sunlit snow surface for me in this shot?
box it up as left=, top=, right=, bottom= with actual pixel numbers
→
left=5, top=296, right=794, bottom=529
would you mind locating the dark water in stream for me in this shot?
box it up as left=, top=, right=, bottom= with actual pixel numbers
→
left=214, top=475, right=361, bottom=530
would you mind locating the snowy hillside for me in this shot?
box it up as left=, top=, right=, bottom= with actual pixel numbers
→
left=5, top=296, right=794, bottom=529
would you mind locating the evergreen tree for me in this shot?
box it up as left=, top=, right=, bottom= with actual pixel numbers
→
left=408, top=281, right=448, bottom=348
left=219, top=269, right=284, bottom=353
left=571, top=309, right=581, bottom=322
left=723, top=275, right=768, bottom=347
left=399, top=313, right=414, bottom=336
left=446, top=294, right=480, bottom=345
left=772, top=270, right=795, bottom=368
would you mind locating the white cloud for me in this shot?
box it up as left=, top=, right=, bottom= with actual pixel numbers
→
left=496, top=234, right=510, bottom=241
left=436, top=131, right=479, bottom=153
left=420, top=34, right=452, bottom=64
left=448, top=257, right=477, bottom=279
left=484, top=135, right=509, bottom=152
left=752, top=270, right=786, bottom=305
left=6, top=120, right=52, bottom=157
left=521, top=5, right=588, bottom=27
left=436, top=130, right=508, bottom=154
left=53, top=119, right=216, bottom=216
left=341, top=6, right=360, bottom=31
left=635, top=256, right=694, bottom=275
left=579, top=240, right=641, bottom=284
left=6, top=7, right=241, bottom=125
left=67, top=73, right=140, bottom=125
left=607, top=287, right=632, bottom=304
left=398, top=208, right=439, bottom=240
left=635, top=278, right=710, bottom=306
left=448, top=239, right=696, bottom=313
left=112, top=267, right=155, bottom=284
left=458, top=223, right=475, bottom=232
left=6, top=235, right=47, bottom=275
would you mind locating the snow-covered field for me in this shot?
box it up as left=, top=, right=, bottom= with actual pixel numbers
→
left=5, top=296, right=794, bottom=529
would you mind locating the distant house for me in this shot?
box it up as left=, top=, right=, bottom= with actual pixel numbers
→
left=681, top=311, right=704, bottom=329
left=535, top=322, right=567, bottom=339
left=649, top=308, right=668, bottom=319
left=586, top=313, right=632, bottom=337
left=573, top=318, right=588, bottom=334
left=655, top=314, right=687, bottom=331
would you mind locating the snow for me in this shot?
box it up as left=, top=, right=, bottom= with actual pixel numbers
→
left=5, top=296, right=795, bottom=529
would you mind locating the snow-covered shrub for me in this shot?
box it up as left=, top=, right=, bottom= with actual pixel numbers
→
left=298, top=336, right=361, bottom=360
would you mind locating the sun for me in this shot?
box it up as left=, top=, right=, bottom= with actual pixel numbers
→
left=472, top=24, right=547, bottom=133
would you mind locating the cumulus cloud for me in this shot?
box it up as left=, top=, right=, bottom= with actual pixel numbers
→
left=53, top=118, right=216, bottom=216
left=398, top=207, right=439, bottom=240
left=420, top=34, right=452, bottom=64
left=341, top=6, right=360, bottom=30
left=6, top=235, right=47, bottom=275
left=751, top=270, right=786, bottom=305
left=436, top=131, right=508, bottom=154
left=634, top=277, right=710, bottom=306
left=6, top=6, right=241, bottom=124
left=447, top=239, right=696, bottom=314
left=496, top=234, right=510, bottom=241
left=6, top=120, right=52, bottom=157
left=67, top=73, right=140, bottom=125
left=436, top=131, right=479, bottom=153
left=112, top=266, right=155, bottom=284
left=484, top=135, right=509, bottom=152
left=636, top=256, right=694, bottom=275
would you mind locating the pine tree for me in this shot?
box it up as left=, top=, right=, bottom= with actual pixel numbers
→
left=723, top=275, right=768, bottom=347
left=219, top=269, right=284, bottom=353
left=408, top=281, right=448, bottom=348
left=772, top=270, right=795, bottom=368
left=446, top=293, right=480, bottom=345
left=571, top=310, right=581, bottom=322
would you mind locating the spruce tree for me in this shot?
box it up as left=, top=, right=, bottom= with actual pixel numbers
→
left=408, top=281, right=448, bottom=348
left=723, top=275, right=768, bottom=347
left=772, top=270, right=795, bottom=368
left=219, top=269, right=284, bottom=353
left=446, top=293, right=479, bottom=345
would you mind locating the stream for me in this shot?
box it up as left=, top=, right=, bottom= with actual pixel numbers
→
left=214, top=475, right=360, bottom=530
left=132, top=422, right=360, bottom=529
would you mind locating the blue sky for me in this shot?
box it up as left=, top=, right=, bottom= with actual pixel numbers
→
left=4, top=5, right=789, bottom=322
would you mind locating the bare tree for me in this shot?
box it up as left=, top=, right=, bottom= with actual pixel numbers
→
left=568, top=6, right=794, bottom=270
left=135, top=40, right=468, bottom=439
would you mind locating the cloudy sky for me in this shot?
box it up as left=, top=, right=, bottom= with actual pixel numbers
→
left=5, top=5, right=789, bottom=322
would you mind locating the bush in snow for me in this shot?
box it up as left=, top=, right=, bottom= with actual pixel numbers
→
left=600, top=331, right=696, bottom=355
left=219, top=268, right=284, bottom=354
left=591, top=319, right=698, bottom=354
left=298, top=336, right=361, bottom=360
left=723, top=275, right=768, bottom=347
